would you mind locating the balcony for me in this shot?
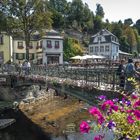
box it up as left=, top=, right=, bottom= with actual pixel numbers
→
left=55, top=45, right=59, bottom=49
left=47, top=45, right=52, bottom=48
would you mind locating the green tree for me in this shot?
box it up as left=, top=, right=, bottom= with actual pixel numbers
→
left=134, top=19, right=140, bottom=35
left=68, top=0, right=84, bottom=29
left=93, top=16, right=103, bottom=34
left=124, top=18, right=133, bottom=26
left=124, top=27, right=137, bottom=52
left=63, top=37, right=83, bottom=61
left=1, top=0, right=52, bottom=60
left=111, top=22, right=123, bottom=40
left=49, top=0, right=68, bottom=28
left=95, top=4, right=104, bottom=18
left=0, top=11, right=7, bottom=32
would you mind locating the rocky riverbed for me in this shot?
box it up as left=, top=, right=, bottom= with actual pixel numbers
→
left=19, top=87, right=92, bottom=137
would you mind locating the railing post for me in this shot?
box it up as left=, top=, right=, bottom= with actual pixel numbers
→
left=112, top=71, right=116, bottom=90
left=97, top=72, right=100, bottom=87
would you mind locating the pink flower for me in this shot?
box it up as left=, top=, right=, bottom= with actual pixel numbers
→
left=120, top=106, right=125, bottom=112
left=97, top=115, right=105, bottom=125
left=89, top=107, right=105, bottom=125
left=133, top=110, right=140, bottom=120
left=126, top=110, right=134, bottom=113
left=133, top=100, right=140, bottom=108
left=80, top=121, right=90, bottom=133
left=94, top=134, right=105, bottom=140
left=127, top=115, right=135, bottom=124
left=131, top=92, right=138, bottom=99
left=111, top=105, right=118, bottom=112
left=131, top=94, right=138, bottom=99
left=89, top=107, right=102, bottom=117
left=101, top=100, right=114, bottom=110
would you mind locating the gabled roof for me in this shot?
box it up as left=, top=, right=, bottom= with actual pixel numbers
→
left=89, top=29, right=119, bottom=45
left=91, top=29, right=116, bottom=38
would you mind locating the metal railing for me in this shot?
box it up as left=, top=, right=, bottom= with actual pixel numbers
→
left=0, top=64, right=119, bottom=90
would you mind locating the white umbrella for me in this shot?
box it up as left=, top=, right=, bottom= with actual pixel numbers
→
left=80, top=55, right=93, bottom=60
left=91, top=55, right=105, bottom=59
left=70, top=55, right=82, bottom=59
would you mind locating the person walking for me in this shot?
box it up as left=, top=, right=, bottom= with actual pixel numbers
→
left=134, top=61, right=140, bottom=81
left=117, top=59, right=126, bottom=89
left=18, top=61, right=22, bottom=75
left=125, top=59, right=140, bottom=93
left=27, top=61, right=31, bottom=75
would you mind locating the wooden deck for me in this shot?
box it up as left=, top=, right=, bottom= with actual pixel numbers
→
left=0, top=119, right=16, bottom=129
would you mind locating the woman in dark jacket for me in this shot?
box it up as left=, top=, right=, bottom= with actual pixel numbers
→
left=117, top=59, right=126, bottom=89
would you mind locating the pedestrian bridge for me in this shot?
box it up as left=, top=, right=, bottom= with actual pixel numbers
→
left=0, top=65, right=122, bottom=105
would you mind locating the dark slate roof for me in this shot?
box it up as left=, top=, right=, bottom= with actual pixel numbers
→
left=89, top=29, right=119, bottom=45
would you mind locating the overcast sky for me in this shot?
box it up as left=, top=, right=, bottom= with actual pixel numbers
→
left=67, top=0, right=140, bottom=23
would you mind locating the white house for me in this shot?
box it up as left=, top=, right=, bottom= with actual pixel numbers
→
left=42, top=30, right=63, bottom=65
left=88, top=29, right=120, bottom=60
left=13, top=34, right=42, bottom=63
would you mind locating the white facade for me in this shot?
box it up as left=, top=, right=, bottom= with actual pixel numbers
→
left=88, top=29, right=120, bottom=60
left=13, top=38, right=42, bottom=63
left=42, top=30, right=63, bottom=65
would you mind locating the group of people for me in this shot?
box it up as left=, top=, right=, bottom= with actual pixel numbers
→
left=117, top=58, right=140, bottom=93
left=17, top=60, right=31, bottom=75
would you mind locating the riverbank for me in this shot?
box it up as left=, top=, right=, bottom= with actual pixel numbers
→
left=20, top=94, right=92, bottom=138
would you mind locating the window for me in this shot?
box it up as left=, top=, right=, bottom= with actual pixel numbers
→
left=47, top=40, right=52, bottom=48
left=98, top=37, right=101, bottom=42
left=116, top=46, right=118, bottom=52
left=100, top=46, right=104, bottom=52
left=17, top=42, right=24, bottom=49
left=29, top=53, right=35, bottom=60
left=36, top=42, right=39, bottom=49
left=16, top=53, right=25, bottom=60
left=55, top=41, right=59, bottom=48
left=89, top=47, right=93, bottom=53
left=105, top=46, right=109, bottom=52
left=95, top=46, right=99, bottom=52
left=0, top=35, right=4, bottom=45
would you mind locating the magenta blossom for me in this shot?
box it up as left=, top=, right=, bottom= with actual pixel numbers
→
left=120, top=106, right=125, bottom=112
left=127, top=115, right=135, bottom=124
left=101, top=100, right=114, bottom=110
left=131, top=95, right=138, bottom=99
left=80, top=121, right=90, bottom=133
left=94, top=134, right=105, bottom=140
left=133, top=110, right=140, bottom=120
left=110, top=105, right=119, bottom=112
left=133, top=100, right=140, bottom=108
left=89, top=107, right=102, bottom=117
left=97, top=115, right=105, bottom=125
left=126, top=110, right=134, bottom=113
left=131, top=92, right=138, bottom=99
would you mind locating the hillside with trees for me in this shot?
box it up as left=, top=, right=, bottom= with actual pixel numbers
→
left=0, top=0, right=140, bottom=59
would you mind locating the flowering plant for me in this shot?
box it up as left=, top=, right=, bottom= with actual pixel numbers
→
left=80, top=80, right=140, bottom=140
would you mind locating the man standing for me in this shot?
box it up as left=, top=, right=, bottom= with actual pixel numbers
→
left=117, top=59, right=126, bottom=89
left=125, top=59, right=140, bottom=93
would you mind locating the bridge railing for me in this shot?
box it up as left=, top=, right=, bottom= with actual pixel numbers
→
left=31, top=65, right=119, bottom=90
left=0, top=64, right=119, bottom=90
